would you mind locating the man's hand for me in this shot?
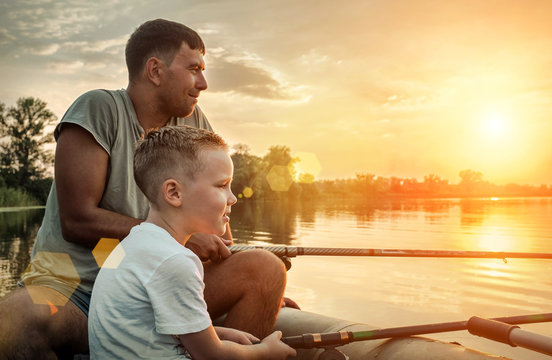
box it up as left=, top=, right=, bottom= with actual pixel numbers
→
left=185, top=233, right=232, bottom=262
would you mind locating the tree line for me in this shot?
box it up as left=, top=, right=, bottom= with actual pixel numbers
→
left=231, top=150, right=552, bottom=200
left=1, top=97, right=551, bottom=207
left=315, top=170, right=552, bottom=199
left=1, top=98, right=55, bottom=206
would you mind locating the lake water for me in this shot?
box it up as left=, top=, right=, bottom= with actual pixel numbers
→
left=1, top=197, right=552, bottom=359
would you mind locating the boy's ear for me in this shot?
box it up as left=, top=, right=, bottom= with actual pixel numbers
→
left=145, top=57, right=163, bottom=86
left=162, top=179, right=182, bottom=207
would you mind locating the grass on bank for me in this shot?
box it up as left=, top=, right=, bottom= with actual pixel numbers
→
left=0, top=187, right=39, bottom=207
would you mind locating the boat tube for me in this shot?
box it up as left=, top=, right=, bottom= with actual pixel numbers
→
left=275, top=308, right=510, bottom=360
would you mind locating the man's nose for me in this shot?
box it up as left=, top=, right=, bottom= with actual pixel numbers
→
left=196, top=71, right=208, bottom=91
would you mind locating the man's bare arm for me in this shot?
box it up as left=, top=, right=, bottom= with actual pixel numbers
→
left=55, top=124, right=142, bottom=247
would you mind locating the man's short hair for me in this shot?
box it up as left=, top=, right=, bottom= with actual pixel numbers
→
left=126, top=18, right=205, bottom=83
left=134, top=126, right=227, bottom=205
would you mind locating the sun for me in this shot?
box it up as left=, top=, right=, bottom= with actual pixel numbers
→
left=483, top=110, right=508, bottom=137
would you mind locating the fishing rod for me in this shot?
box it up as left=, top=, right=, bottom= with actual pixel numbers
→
left=229, top=245, right=552, bottom=260
left=281, top=312, right=552, bottom=351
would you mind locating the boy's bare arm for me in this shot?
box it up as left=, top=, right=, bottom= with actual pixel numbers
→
left=214, top=326, right=258, bottom=345
left=178, top=326, right=296, bottom=360
left=56, top=124, right=142, bottom=247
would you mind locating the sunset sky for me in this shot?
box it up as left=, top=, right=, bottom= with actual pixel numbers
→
left=1, top=0, right=551, bottom=185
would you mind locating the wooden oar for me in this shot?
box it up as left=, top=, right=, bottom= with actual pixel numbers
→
left=281, top=313, right=552, bottom=349
left=229, top=245, right=552, bottom=260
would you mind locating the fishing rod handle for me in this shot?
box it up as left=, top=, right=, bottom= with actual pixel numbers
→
left=467, top=316, right=519, bottom=345
left=468, top=316, right=552, bottom=356
left=282, top=331, right=353, bottom=349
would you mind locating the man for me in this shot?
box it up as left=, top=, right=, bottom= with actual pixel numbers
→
left=0, top=19, right=288, bottom=359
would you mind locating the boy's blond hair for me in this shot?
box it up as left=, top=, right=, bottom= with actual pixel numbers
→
left=134, top=125, right=227, bottom=205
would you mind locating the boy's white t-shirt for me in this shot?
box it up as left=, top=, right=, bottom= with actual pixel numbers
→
left=88, top=222, right=211, bottom=359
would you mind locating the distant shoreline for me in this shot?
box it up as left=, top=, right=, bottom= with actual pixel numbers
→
left=0, top=206, right=45, bottom=213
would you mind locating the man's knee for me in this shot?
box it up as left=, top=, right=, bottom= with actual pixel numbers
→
left=0, top=286, right=88, bottom=358
left=238, top=249, right=286, bottom=280
left=204, top=249, right=286, bottom=299
left=0, top=287, right=53, bottom=357
left=236, top=250, right=287, bottom=295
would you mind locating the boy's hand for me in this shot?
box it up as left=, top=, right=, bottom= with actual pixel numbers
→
left=186, top=233, right=232, bottom=262
left=214, top=326, right=259, bottom=345
left=261, top=331, right=297, bottom=359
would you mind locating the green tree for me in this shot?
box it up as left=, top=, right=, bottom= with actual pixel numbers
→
left=0, top=97, right=56, bottom=202
left=262, top=145, right=300, bottom=199
left=230, top=144, right=265, bottom=199
left=458, top=169, right=484, bottom=194
left=353, top=173, right=375, bottom=196
left=263, top=145, right=294, bottom=167
left=424, top=174, right=447, bottom=194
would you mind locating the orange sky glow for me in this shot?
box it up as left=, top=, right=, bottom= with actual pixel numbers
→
left=1, top=0, right=551, bottom=185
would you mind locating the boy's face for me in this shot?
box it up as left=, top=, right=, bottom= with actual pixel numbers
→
left=180, top=148, right=237, bottom=236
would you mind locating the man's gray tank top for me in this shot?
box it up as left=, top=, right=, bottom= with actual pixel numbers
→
left=21, top=89, right=213, bottom=300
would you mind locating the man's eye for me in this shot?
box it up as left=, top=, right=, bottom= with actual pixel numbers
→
left=189, top=66, right=203, bottom=74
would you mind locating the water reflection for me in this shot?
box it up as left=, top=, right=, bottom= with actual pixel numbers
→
left=0, top=208, right=44, bottom=298
left=230, top=199, right=299, bottom=245
left=459, top=198, right=491, bottom=226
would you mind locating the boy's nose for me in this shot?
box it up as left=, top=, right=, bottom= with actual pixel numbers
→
left=228, top=192, right=237, bottom=206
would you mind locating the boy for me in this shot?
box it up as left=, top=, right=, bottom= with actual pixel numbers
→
left=88, top=126, right=296, bottom=359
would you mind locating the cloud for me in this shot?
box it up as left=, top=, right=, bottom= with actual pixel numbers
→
left=196, top=25, right=220, bottom=35
left=207, top=49, right=309, bottom=101
left=0, top=28, right=15, bottom=45
left=46, top=60, right=85, bottom=74
left=297, top=49, right=330, bottom=66
left=64, top=35, right=127, bottom=54
left=240, top=121, right=289, bottom=128
left=27, top=43, right=60, bottom=56
left=4, top=3, right=98, bottom=41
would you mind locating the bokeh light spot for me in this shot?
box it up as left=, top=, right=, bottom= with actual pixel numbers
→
left=48, top=301, right=58, bottom=315
left=266, top=165, right=293, bottom=191
left=23, top=251, right=80, bottom=306
left=289, top=152, right=321, bottom=183
left=243, top=187, right=254, bottom=198
left=93, top=238, right=125, bottom=269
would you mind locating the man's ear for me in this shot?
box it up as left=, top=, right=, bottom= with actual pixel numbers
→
left=162, top=179, right=182, bottom=207
left=145, top=57, right=163, bottom=86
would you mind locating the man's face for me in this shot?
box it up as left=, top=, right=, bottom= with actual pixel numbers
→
left=160, top=42, right=207, bottom=118
left=180, top=148, right=237, bottom=236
